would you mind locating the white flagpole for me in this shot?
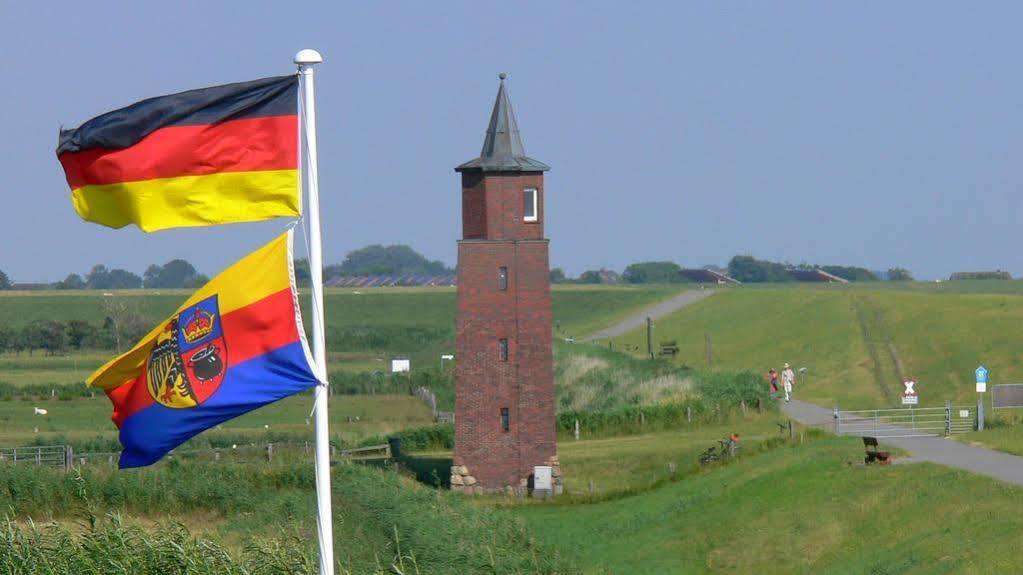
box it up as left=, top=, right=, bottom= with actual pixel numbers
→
left=295, top=48, right=334, bottom=575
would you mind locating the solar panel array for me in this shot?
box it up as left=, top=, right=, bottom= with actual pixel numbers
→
left=324, top=275, right=457, bottom=288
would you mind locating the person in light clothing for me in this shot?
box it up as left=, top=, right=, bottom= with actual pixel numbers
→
left=781, top=363, right=795, bottom=402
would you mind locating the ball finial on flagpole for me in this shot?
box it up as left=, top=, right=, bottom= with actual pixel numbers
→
left=294, top=49, right=323, bottom=65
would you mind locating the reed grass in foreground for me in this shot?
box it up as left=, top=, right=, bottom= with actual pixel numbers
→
left=0, top=462, right=569, bottom=574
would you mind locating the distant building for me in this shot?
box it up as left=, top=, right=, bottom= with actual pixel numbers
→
left=324, top=275, right=456, bottom=287
left=786, top=269, right=850, bottom=283
left=10, top=283, right=51, bottom=291
left=678, top=268, right=741, bottom=284
left=949, top=271, right=1012, bottom=281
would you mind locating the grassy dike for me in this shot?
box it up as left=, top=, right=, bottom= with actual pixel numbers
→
left=515, top=434, right=1023, bottom=575
left=612, top=283, right=1023, bottom=408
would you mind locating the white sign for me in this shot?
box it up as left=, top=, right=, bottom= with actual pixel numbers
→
left=901, top=380, right=918, bottom=405
left=391, top=359, right=410, bottom=373
left=441, top=354, right=454, bottom=361
left=977, top=382, right=987, bottom=393
left=959, top=410, right=970, bottom=418
left=533, top=465, right=552, bottom=491
left=977, top=366, right=988, bottom=393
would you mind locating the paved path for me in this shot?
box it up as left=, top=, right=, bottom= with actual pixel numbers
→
left=783, top=399, right=1023, bottom=486
left=583, top=289, right=715, bottom=342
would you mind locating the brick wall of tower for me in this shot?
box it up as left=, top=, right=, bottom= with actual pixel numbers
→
left=461, top=172, right=544, bottom=240
left=453, top=234, right=555, bottom=489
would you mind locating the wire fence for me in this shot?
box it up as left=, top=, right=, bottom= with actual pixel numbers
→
left=835, top=404, right=976, bottom=438
left=0, top=440, right=398, bottom=471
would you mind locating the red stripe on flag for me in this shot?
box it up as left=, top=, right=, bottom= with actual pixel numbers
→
left=59, top=115, right=297, bottom=190
left=106, top=287, right=304, bottom=427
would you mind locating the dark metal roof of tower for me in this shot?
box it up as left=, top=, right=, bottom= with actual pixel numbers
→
left=456, top=74, right=550, bottom=173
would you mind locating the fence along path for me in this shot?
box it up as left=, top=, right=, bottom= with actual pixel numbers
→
left=784, top=399, right=1023, bottom=487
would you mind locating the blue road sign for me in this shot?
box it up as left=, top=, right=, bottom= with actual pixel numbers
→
left=976, top=366, right=989, bottom=384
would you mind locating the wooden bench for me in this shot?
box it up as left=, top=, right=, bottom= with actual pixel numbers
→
left=658, top=340, right=679, bottom=357
left=863, top=436, right=891, bottom=465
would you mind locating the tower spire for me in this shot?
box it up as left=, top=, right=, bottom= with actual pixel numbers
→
left=456, top=74, right=550, bottom=173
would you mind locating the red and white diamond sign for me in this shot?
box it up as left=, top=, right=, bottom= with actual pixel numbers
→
left=901, top=380, right=918, bottom=405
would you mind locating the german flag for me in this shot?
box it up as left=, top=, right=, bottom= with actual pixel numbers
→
left=57, top=76, right=300, bottom=232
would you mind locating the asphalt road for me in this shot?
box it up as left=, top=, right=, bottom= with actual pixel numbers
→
left=583, top=289, right=715, bottom=342
left=783, top=399, right=1023, bottom=486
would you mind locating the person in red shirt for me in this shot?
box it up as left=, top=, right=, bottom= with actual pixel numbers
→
left=766, top=368, right=779, bottom=399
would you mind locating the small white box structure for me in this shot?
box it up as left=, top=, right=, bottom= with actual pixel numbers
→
left=391, top=358, right=410, bottom=373
left=533, top=465, right=553, bottom=498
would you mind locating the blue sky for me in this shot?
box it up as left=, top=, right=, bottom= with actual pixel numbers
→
left=2, top=1, right=1021, bottom=282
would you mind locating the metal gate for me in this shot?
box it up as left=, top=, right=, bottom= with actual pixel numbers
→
left=834, top=404, right=976, bottom=438
left=0, top=445, right=71, bottom=469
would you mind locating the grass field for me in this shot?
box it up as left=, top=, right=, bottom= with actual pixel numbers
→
left=0, top=393, right=434, bottom=452
left=516, top=434, right=1023, bottom=574
left=0, top=285, right=681, bottom=387
left=551, top=414, right=789, bottom=496
left=612, top=283, right=1023, bottom=409
left=0, top=460, right=567, bottom=574
left=6, top=281, right=1023, bottom=572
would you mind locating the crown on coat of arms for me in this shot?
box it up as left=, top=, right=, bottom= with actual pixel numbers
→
left=182, top=308, right=215, bottom=343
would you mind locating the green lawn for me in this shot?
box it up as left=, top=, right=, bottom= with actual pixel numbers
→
left=0, top=393, right=434, bottom=450
left=613, top=284, right=1023, bottom=409
left=553, top=413, right=791, bottom=496
left=0, top=285, right=683, bottom=385
left=516, top=435, right=1023, bottom=574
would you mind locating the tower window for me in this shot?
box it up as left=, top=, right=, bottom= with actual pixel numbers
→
left=523, top=188, right=538, bottom=222
left=499, top=338, right=509, bottom=361
left=501, top=407, right=510, bottom=432
left=498, top=266, right=508, bottom=290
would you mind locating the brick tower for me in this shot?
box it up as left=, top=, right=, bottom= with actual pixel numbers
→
left=451, top=75, right=560, bottom=495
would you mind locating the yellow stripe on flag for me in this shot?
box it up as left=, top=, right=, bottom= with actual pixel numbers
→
left=88, top=232, right=294, bottom=390
left=71, top=170, right=299, bottom=232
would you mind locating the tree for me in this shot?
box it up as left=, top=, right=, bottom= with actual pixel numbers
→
left=100, top=296, right=148, bottom=353
left=107, top=269, right=142, bottom=289
left=39, top=321, right=68, bottom=356
left=55, top=273, right=86, bottom=290
left=888, top=267, right=913, bottom=281
left=86, top=265, right=142, bottom=289
left=727, top=255, right=792, bottom=283
left=337, top=244, right=453, bottom=277
left=0, top=269, right=10, bottom=290
left=143, top=259, right=204, bottom=288
left=622, top=261, right=683, bottom=284
left=549, top=268, right=567, bottom=283
left=85, top=265, right=110, bottom=289
left=20, top=321, right=47, bottom=356
left=576, top=270, right=603, bottom=284
left=65, top=320, right=98, bottom=349
left=0, top=323, right=12, bottom=353
left=293, top=258, right=312, bottom=286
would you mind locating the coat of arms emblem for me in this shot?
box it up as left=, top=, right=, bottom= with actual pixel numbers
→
left=147, top=295, right=227, bottom=408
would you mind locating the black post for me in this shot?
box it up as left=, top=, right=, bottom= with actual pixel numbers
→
left=646, top=317, right=654, bottom=360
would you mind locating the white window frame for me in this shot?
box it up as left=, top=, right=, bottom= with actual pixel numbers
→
left=523, top=188, right=538, bottom=222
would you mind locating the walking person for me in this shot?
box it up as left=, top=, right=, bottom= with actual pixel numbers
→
left=781, top=363, right=795, bottom=403
left=766, top=368, right=779, bottom=400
